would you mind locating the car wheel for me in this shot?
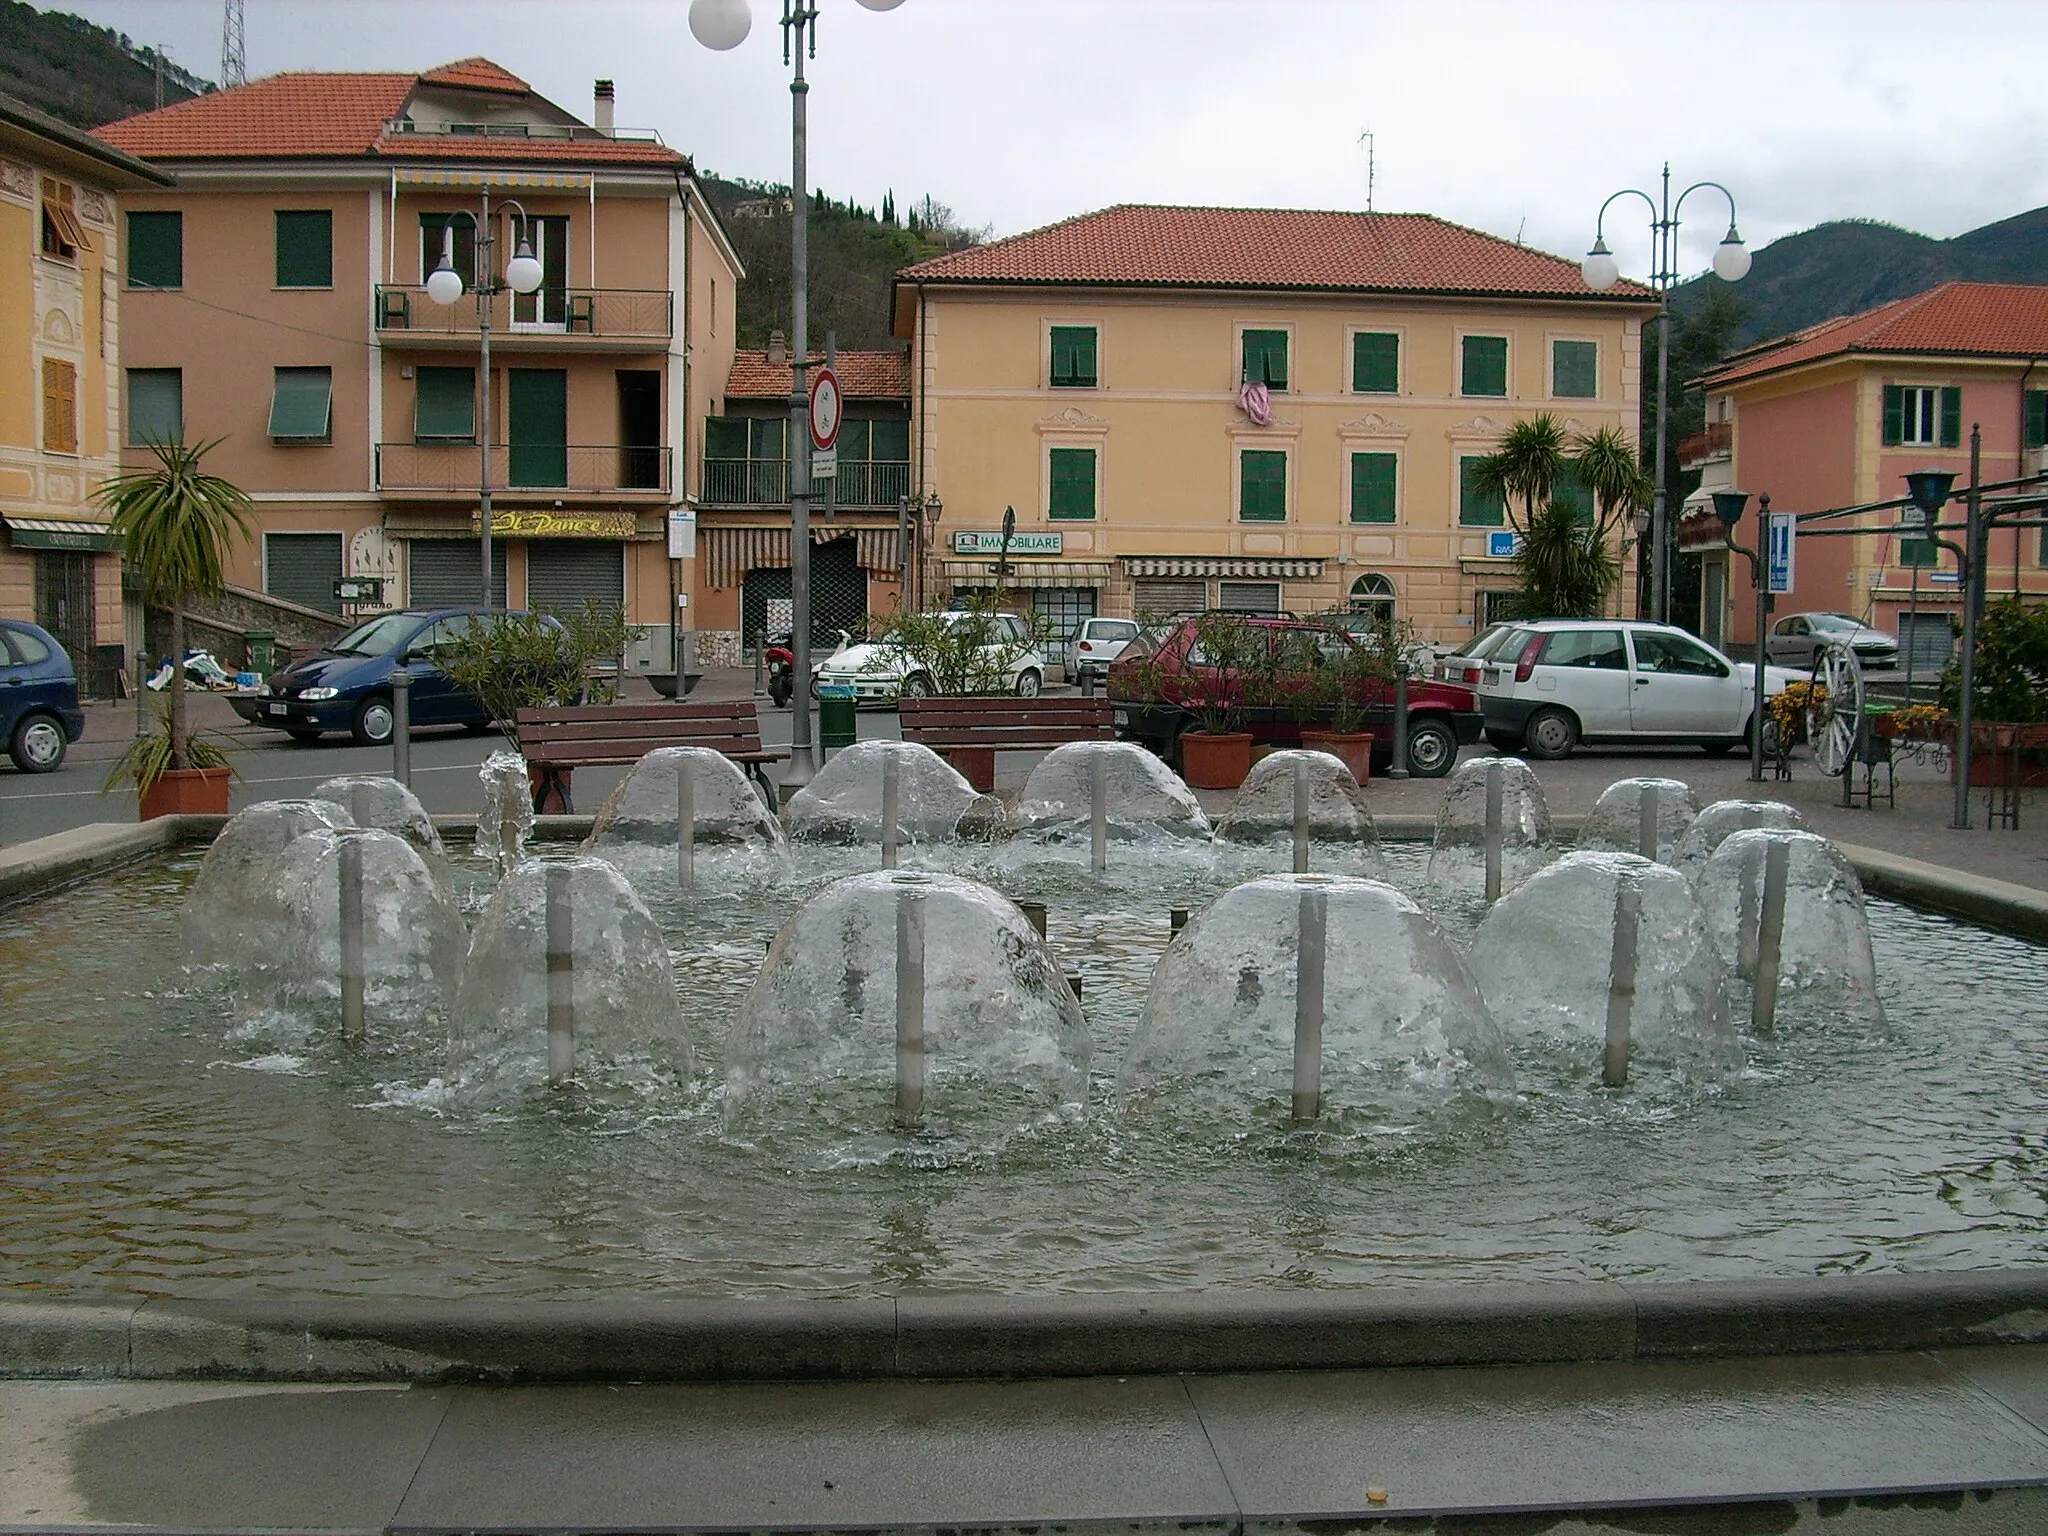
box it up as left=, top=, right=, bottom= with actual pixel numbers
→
left=1404, top=717, right=1459, bottom=778
left=284, top=726, right=324, bottom=744
left=1700, top=738, right=1738, bottom=756
left=9, top=711, right=67, bottom=773
left=351, top=695, right=394, bottom=747
left=1484, top=729, right=1524, bottom=752
left=768, top=676, right=792, bottom=707
left=1750, top=714, right=1782, bottom=758
left=899, top=672, right=935, bottom=700
left=1014, top=668, right=1043, bottom=698
left=1522, top=706, right=1578, bottom=761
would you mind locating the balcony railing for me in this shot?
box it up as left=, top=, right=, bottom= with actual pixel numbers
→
left=701, top=457, right=909, bottom=508
left=373, top=286, right=673, bottom=343
left=376, top=442, right=671, bottom=495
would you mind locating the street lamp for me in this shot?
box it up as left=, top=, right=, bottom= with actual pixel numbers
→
left=691, top=0, right=908, bottom=795
left=424, top=198, right=545, bottom=609
left=1583, top=165, right=1749, bottom=627
left=1712, top=487, right=1771, bottom=783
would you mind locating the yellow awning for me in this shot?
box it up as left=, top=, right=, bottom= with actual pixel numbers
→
left=393, top=169, right=591, bottom=190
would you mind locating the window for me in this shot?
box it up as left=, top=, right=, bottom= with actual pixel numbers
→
left=1461, top=334, right=1508, bottom=397
left=1349, top=451, right=1397, bottom=523
left=1241, top=328, right=1289, bottom=390
left=2028, top=389, right=2048, bottom=449
left=1050, top=325, right=1097, bottom=388
left=1239, top=449, right=1287, bottom=521
left=126, top=210, right=182, bottom=289
left=268, top=367, right=333, bottom=442
left=39, top=178, right=88, bottom=260
left=1480, top=590, right=1519, bottom=625
left=1631, top=629, right=1728, bottom=676
left=126, top=369, right=182, bottom=446
left=419, top=213, right=477, bottom=289
left=1898, top=536, right=1939, bottom=568
left=1348, top=572, right=1396, bottom=631
left=414, top=366, right=475, bottom=441
left=41, top=360, right=77, bottom=453
left=275, top=210, right=333, bottom=288
left=1553, top=339, right=1597, bottom=399
left=1459, top=455, right=1505, bottom=525
left=1049, top=446, right=1096, bottom=520
left=1553, top=465, right=1595, bottom=523
left=1883, top=384, right=1960, bottom=448
left=1539, top=627, right=1625, bottom=668
left=1352, top=331, right=1399, bottom=394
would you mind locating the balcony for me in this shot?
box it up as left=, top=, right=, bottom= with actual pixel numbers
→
left=376, top=442, right=671, bottom=498
left=701, top=457, right=910, bottom=508
left=373, top=286, right=673, bottom=349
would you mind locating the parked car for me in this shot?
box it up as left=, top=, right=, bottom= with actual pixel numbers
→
left=1072, top=617, right=1141, bottom=683
left=813, top=611, right=1046, bottom=704
left=0, top=618, right=85, bottom=773
left=1474, top=619, right=1802, bottom=760
left=1106, top=612, right=1482, bottom=777
left=1433, top=622, right=1516, bottom=686
left=230, top=607, right=553, bottom=745
left=1765, top=612, right=1899, bottom=670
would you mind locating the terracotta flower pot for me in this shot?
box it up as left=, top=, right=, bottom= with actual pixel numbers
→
left=1179, top=730, right=1253, bottom=789
left=138, top=767, right=231, bottom=820
left=1300, top=730, right=1374, bottom=785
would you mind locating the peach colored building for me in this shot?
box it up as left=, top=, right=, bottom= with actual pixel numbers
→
left=1685, top=282, right=2048, bottom=672
left=0, top=91, right=171, bottom=690
left=95, top=59, right=740, bottom=675
left=891, top=205, right=1659, bottom=652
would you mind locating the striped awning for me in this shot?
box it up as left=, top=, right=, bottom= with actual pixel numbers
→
left=1121, top=556, right=1323, bottom=579
left=703, top=525, right=900, bottom=589
left=392, top=168, right=591, bottom=190
left=939, top=561, right=1116, bottom=590
left=1, top=515, right=120, bottom=551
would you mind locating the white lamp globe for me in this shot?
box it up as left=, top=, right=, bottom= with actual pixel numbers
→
left=689, top=0, right=751, bottom=50
left=1713, top=231, right=1751, bottom=283
left=505, top=244, right=544, bottom=295
left=854, top=0, right=907, bottom=9
left=1581, top=244, right=1619, bottom=291
left=425, top=264, right=465, bottom=306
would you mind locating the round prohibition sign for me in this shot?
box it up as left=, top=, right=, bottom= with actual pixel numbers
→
left=808, top=366, right=842, bottom=451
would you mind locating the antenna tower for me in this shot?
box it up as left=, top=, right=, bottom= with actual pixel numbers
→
left=1358, top=129, right=1375, bottom=212
left=221, top=0, right=247, bottom=88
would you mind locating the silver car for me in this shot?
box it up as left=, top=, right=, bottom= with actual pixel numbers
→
left=1765, top=613, right=1898, bottom=671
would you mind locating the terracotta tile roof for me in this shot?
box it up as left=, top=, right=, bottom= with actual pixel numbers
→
left=726, top=350, right=911, bottom=400
left=896, top=203, right=1656, bottom=301
left=1700, top=282, right=2048, bottom=389
left=94, top=59, right=685, bottom=169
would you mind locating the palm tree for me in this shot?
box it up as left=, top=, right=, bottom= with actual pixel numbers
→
left=1512, top=500, right=1621, bottom=619
left=1468, top=413, right=1568, bottom=533
left=96, top=438, right=253, bottom=771
left=1573, top=424, right=1653, bottom=543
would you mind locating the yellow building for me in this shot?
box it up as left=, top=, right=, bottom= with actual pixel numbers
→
left=0, top=91, right=172, bottom=689
left=893, top=204, right=1658, bottom=651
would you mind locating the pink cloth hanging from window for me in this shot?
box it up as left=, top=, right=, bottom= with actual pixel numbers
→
left=1238, top=379, right=1272, bottom=425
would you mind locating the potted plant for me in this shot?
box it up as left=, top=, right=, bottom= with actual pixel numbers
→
left=95, top=438, right=254, bottom=819
left=1178, top=611, right=1260, bottom=789
left=1301, top=631, right=1386, bottom=785
left=1939, top=596, right=2048, bottom=786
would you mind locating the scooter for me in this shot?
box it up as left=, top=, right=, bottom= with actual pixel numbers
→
left=763, top=629, right=795, bottom=707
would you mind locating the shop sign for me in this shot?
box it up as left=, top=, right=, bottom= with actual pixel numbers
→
left=667, top=506, right=697, bottom=559
left=487, top=509, right=637, bottom=539
left=1486, top=531, right=1521, bottom=559
left=952, top=529, right=1062, bottom=556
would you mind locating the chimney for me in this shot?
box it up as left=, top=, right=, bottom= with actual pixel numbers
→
left=767, top=330, right=787, bottom=365
left=593, top=79, right=615, bottom=137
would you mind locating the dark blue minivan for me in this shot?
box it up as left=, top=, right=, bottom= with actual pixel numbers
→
left=1, top=618, right=87, bottom=772
left=231, top=608, right=529, bottom=746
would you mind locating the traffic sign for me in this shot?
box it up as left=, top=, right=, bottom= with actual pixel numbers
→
left=1765, top=511, right=1796, bottom=595
left=808, top=366, right=841, bottom=451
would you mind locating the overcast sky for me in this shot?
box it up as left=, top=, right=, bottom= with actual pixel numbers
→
left=62, top=0, right=2048, bottom=274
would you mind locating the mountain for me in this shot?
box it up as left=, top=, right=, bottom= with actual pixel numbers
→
left=0, top=2, right=210, bottom=129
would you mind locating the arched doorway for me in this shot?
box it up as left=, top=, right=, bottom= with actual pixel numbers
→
left=1347, top=572, right=1396, bottom=634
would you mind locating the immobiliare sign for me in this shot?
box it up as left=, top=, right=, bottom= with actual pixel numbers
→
left=952, top=530, right=1063, bottom=555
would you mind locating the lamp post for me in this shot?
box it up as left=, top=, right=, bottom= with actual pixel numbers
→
left=1904, top=465, right=1978, bottom=828
left=424, top=197, right=545, bottom=610
left=691, top=0, right=907, bottom=795
left=1583, top=166, right=1750, bottom=627
left=1712, top=488, right=1769, bottom=783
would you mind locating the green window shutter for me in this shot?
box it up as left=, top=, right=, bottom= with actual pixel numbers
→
left=414, top=366, right=475, bottom=440
left=1243, top=329, right=1288, bottom=391
left=2027, top=390, right=2048, bottom=449
left=1350, top=452, right=1397, bottom=523
left=268, top=367, right=332, bottom=440
left=1940, top=386, right=1962, bottom=447
left=870, top=418, right=910, bottom=461
left=704, top=417, right=748, bottom=459
left=749, top=416, right=787, bottom=460
left=1049, top=447, right=1097, bottom=520
left=1899, top=536, right=1938, bottom=568
left=419, top=213, right=477, bottom=289
left=1553, top=339, right=1597, bottom=398
left=126, top=368, right=182, bottom=446
left=1462, top=335, right=1508, bottom=397
left=275, top=210, right=332, bottom=288
left=1050, top=325, right=1097, bottom=387
left=1554, top=466, right=1595, bottom=523
left=1352, top=331, right=1399, bottom=393
left=1240, top=449, right=1287, bottom=521
left=1459, top=456, right=1505, bottom=526
left=1881, top=385, right=1904, bottom=446
left=125, top=210, right=182, bottom=289
left=507, top=368, right=568, bottom=487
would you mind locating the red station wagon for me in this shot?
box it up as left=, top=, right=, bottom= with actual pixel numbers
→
left=1106, top=613, right=1483, bottom=778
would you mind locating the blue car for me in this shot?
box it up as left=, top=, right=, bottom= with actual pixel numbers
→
left=1, top=618, right=87, bottom=773
left=231, top=607, right=543, bottom=746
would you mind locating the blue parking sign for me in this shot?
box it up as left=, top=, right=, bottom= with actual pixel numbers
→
left=1766, top=512, right=1796, bottom=594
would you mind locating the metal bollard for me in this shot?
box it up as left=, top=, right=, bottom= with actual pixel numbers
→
left=1081, top=667, right=1096, bottom=698
left=546, top=863, right=575, bottom=1084
left=1751, top=837, right=1792, bottom=1035
left=895, top=881, right=926, bottom=1123
left=753, top=638, right=766, bottom=697
left=339, top=833, right=365, bottom=1042
left=1169, top=907, right=1189, bottom=938
left=1483, top=759, right=1504, bottom=905
left=1291, top=882, right=1328, bottom=1123
left=1019, top=900, right=1048, bottom=939
left=134, top=654, right=149, bottom=738
left=677, top=754, right=695, bottom=892
left=1388, top=668, right=1411, bottom=779
left=1292, top=755, right=1310, bottom=874
left=1637, top=782, right=1659, bottom=861
left=391, top=670, right=411, bottom=788
left=1089, top=750, right=1107, bottom=876
left=881, top=750, right=901, bottom=870
left=1602, top=871, right=1641, bottom=1088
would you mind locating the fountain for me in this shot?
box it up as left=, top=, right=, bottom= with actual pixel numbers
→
left=783, top=740, right=1004, bottom=847
left=1576, top=775, right=1700, bottom=863
left=1215, top=748, right=1384, bottom=877
left=1425, top=755, right=1553, bottom=903
left=583, top=744, right=786, bottom=889
left=1670, top=798, right=1808, bottom=882
left=179, top=797, right=354, bottom=966
left=475, top=747, right=534, bottom=875
left=1696, top=827, right=1885, bottom=1031
left=312, top=773, right=452, bottom=893
left=1008, top=739, right=1210, bottom=874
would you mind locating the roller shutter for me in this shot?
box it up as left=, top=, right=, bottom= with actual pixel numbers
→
left=408, top=538, right=506, bottom=610
left=1133, top=578, right=1205, bottom=620
left=264, top=532, right=344, bottom=615
left=1899, top=612, right=1953, bottom=676
left=525, top=540, right=624, bottom=616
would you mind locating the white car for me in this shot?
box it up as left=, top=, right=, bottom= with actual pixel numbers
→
left=813, top=611, right=1046, bottom=704
left=1475, top=619, right=1802, bottom=760
left=1072, top=617, right=1141, bottom=683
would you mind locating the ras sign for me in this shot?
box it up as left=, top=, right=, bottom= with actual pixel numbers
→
left=952, top=530, right=1063, bottom=556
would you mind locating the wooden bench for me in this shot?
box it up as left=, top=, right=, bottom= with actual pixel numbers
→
left=897, top=695, right=1115, bottom=791
left=514, top=699, right=787, bottom=813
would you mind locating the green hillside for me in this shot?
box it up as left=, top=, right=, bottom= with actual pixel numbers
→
left=0, top=2, right=210, bottom=128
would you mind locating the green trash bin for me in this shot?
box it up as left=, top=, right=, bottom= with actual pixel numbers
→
left=242, top=630, right=276, bottom=679
left=817, top=685, right=857, bottom=754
